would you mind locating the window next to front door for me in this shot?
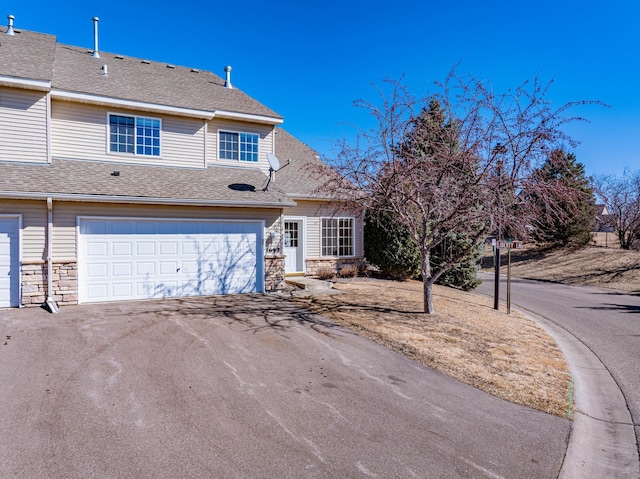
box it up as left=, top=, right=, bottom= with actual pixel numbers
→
left=321, top=218, right=354, bottom=256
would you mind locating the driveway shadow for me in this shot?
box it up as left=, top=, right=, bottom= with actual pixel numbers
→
left=95, top=294, right=349, bottom=337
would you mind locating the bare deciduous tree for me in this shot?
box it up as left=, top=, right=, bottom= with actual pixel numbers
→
left=596, top=169, right=640, bottom=250
left=322, top=71, right=602, bottom=314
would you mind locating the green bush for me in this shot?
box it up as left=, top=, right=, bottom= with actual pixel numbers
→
left=364, top=211, right=421, bottom=280
left=430, top=233, right=482, bottom=291
left=365, top=211, right=481, bottom=290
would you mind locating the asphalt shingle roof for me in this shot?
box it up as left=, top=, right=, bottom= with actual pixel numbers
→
left=273, top=129, right=337, bottom=198
left=0, top=159, right=295, bottom=207
left=0, top=27, right=56, bottom=81
left=51, top=44, right=281, bottom=118
left=0, top=26, right=281, bottom=119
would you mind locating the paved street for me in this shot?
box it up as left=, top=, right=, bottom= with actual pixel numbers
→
left=0, top=295, right=568, bottom=478
left=477, top=274, right=640, bottom=446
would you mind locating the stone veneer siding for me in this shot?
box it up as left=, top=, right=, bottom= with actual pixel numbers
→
left=21, top=260, right=78, bottom=307
left=305, top=257, right=365, bottom=276
left=20, top=256, right=285, bottom=307
left=265, top=255, right=285, bottom=291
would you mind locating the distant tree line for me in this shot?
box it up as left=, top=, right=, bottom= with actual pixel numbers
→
left=596, top=169, right=640, bottom=250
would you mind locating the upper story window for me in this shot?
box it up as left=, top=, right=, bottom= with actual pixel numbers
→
left=109, top=114, right=161, bottom=157
left=219, top=131, right=259, bottom=162
left=321, top=218, right=354, bottom=257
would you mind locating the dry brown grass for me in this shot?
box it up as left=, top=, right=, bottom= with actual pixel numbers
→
left=289, top=279, right=571, bottom=418
left=503, top=246, right=640, bottom=292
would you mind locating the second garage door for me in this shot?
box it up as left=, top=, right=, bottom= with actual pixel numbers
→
left=78, top=218, right=264, bottom=303
left=0, top=216, right=20, bottom=308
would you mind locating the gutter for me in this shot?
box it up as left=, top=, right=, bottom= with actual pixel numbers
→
left=0, top=191, right=296, bottom=208
left=289, top=193, right=337, bottom=200
left=289, top=193, right=354, bottom=201
left=50, top=91, right=284, bottom=125
left=50, top=90, right=215, bottom=120
left=0, top=76, right=51, bottom=91
left=213, top=110, right=283, bottom=125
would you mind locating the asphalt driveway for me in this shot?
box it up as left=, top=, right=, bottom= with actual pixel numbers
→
left=0, top=294, right=569, bottom=478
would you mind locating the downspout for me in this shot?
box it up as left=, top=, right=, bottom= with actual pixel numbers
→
left=45, top=198, right=59, bottom=313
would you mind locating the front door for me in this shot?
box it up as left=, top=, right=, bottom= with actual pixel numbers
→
left=284, top=219, right=304, bottom=274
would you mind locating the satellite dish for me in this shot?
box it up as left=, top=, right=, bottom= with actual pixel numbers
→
left=266, top=153, right=280, bottom=171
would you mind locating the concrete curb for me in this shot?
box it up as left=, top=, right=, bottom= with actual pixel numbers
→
left=522, top=309, right=640, bottom=479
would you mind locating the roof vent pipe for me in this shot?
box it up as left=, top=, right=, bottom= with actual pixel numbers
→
left=92, top=17, right=100, bottom=58
left=6, top=15, right=15, bottom=36
left=224, top=65, right=233, bottom=89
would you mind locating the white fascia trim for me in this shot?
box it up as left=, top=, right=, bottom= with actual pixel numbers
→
left=214, top=110, right=284, bottom=125
left=50, top=90, right=215, bottom=120
left=0, top=76, right=51, bottom=91
left=0, top=191, right=296, bottom=208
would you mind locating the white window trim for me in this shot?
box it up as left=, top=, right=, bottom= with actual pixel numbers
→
left=106, top=112, right=163, bottom=158
left=320, top=216, right=356, bottom=258
left=217, top=128, right=260, bottom=163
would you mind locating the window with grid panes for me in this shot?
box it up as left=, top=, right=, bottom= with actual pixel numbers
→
left=219, top=131, right=259, bottom=162
left=284, top=221, right=299, bottom=247
left=109, top=114, right=160, bottom=156
left=321, top=218, right=354, bottom=256
left=109, top=114, right=161, bottom=156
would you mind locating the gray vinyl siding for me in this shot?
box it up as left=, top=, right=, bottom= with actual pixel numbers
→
left=51, top=202, right=281, bottom=259
left=0, top=199, right=47, bottom=261
left=50, top=101, right=206, bottom=168
left=0, top=88, right=49, bottom=164
left=207, top=118, right=274, bottom=174
left=283, top=200, right=364, bottom=258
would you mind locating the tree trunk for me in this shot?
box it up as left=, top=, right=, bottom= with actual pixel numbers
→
left=423, top=277, right=434, bottom=314
left=618, top=227, right=631, bottom=249
left=421, top=248, right=435, bottom=314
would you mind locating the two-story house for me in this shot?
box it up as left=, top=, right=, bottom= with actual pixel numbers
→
left=0, top=16, right=363, bottom=309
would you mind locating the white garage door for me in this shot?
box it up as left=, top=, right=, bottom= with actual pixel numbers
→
left=0, top=216, right=20, bottom=308
left=78, top=218, right=264, bottom=303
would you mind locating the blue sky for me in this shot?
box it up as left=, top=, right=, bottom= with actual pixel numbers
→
left=5, top=1, right=639, bottom=176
